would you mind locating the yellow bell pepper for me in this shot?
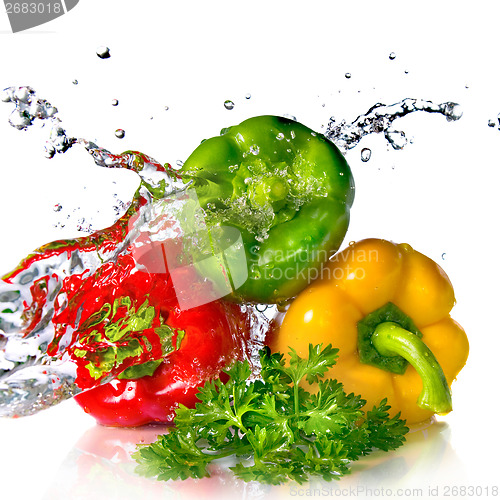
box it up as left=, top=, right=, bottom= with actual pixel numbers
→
left=267, top=238, right=469, bottom=424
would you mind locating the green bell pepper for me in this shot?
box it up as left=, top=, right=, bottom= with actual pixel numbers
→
left=179, top=115, right=354, bottom=304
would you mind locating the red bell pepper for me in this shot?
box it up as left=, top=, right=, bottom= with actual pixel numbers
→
left=75, top=298, right=250, bottom=426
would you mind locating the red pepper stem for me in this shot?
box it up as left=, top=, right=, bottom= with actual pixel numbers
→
left=371, top=322, right=452, bottom=415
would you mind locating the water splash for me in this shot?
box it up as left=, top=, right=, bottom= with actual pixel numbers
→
left=0, top=87, right=277, bottom=418
left=0, top=87, right=464, bottom=418
left=0, top=88, right=196, bottom=417
left=325, top=98, right=463, bottom=153
left=0, top=216, right=138, bottom=416
left=1, top=86, right=76, bottom=158
left=2, top=86, right=187, bottom=198
left=0, top=162, right=232, bottom=416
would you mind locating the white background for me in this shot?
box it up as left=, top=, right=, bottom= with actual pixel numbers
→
left=0, top=1, right=499, bottom=499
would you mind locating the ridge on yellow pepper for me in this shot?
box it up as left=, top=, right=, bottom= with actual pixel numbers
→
left=267, top=238, right=469, bottom=424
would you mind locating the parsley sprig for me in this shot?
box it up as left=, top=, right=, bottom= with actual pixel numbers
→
left=133, top=344, right=408, bottom=484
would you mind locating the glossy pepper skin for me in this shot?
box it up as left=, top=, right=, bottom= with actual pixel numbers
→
left=267, top=239, right=469, bottom=424
left=75, top=298, right=250, bottom=427
left=179, top=115, right=354, bottom=304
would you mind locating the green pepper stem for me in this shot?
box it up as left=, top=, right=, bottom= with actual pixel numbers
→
left=266, top=177, right=289, bottom=201
left=371, top=322, right=452, bottom=415
left=250, top=176, right=289, bottom=208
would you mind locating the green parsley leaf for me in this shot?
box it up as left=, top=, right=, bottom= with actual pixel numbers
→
left=133, top=343, right=409, bottom=485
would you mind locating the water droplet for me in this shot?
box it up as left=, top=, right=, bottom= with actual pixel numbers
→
left=276, top=133, right=285, bottom=140
left=488, top=119, right=496, bottom=128
left=404, top=70, right=409, bottom=74
left=53, top=203, right=62, bottom=212
left=1, top=88, right=13, bottom=102
left=44, top=144, right=56, bottom=159
left=245, top=93, right=251, bottom=100
left=164, top=106, right=169, bottom=111
left=111, top=99, right=119, bottom=106
left=345, top=72, right=352, bottom=79
left=389, top=52, right=396, bottom=60
left=224, top=100, right=235, bottom=110
left=15, top=87, right=33, bottom=103
left=96, top=46, right=111, bottom=59
left=276, top=301, right=290, bottom=313
left=72, top=80, right=78, bottom=85
left=250, top=145, right=260, bottom=155
left=360, top=148, right=372, bottom=162
left=385, top=129, right=407, bottom=150
left=255, top=304, right=268, bottom=313
left=441, top=252, right=446, bottom=260
left=9, top=109, right=32, bottom=129
left=442, top=102, right=463, bottom=122
left=115, top=129, right=125, bottom=139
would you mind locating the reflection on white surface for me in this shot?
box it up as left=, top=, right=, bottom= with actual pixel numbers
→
left=42, top=419, right=464, bottom=500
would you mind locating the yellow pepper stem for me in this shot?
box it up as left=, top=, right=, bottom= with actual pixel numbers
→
left=371, top=322, right=452, bottom=415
